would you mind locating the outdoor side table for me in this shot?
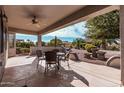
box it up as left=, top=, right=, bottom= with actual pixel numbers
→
left=84, top=52, right=92, bottom=59
left=97, top=51, right=106, bottom=60
left=92, top=48, right=98, bottom=58
left=69, top=52, right=79, bottom=60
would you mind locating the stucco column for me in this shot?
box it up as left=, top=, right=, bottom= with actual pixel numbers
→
left=120, top=5, right=124, bottom=85
left=37, top=34, right=42, bottom=47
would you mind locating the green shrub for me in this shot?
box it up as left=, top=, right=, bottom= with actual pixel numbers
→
left=81, top=43, right=86, bottom=49
left=16, top=47, right=21, bottom=54
left=85, top=44, right=96, bottom=52
left=20, top=48, right=30, bottom=53
left=16, top=42, right=35, bottom=48
left=91, top=39, right=102, bottom=48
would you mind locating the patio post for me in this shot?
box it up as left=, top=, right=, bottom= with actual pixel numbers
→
left=120, top=5, right=124, bottom=85
left=37, top=34, right=42, bottom=47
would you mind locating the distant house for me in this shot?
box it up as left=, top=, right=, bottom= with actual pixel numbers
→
left=63, top=41, right=72, bottom=47
left=16, top=39, right=24, bottom=43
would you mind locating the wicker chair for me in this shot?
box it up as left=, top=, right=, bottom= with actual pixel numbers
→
left=45, top=51, right=58, bottom=72
left=59, top=51, right=70, bottom=67
left=36, top=50, right=45, bottom=70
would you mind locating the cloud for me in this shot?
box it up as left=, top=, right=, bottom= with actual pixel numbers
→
left=16, top=33, right=37, bottom=42
left=43, top=21, right=87, bottom=38
left=16, top=21, right=87, bottom=42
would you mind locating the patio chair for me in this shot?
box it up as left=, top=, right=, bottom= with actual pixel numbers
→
left=36, top=50, right=45, bottom=70
left=45, top=51, right=58, bottom=72
left=59, top=51, right=70, bottom=67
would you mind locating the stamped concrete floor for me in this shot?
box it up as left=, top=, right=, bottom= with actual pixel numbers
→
left=1, top=56, right=121, bottom=87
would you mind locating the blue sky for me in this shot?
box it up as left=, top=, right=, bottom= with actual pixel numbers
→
left=16, top=21, right=87, bottom=42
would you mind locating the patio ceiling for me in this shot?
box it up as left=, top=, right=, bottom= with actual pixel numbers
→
left=4, top=5, right=119, bottom=35
left=4, top=5, right=84, bottom=34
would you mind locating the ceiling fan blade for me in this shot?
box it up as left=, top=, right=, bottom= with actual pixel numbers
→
left=26, top=22, right=32, bottom=25
left=35, top=23, right=41, bottom=28
left=22, top=6, right=47, bottom=19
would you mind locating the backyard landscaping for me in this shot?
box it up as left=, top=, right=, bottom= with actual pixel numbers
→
left=70, top=49, right=120, bottom=67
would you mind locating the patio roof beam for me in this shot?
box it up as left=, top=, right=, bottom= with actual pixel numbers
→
left=8, top=27, right=38, bottom=35
left=38, top=5, right=119, bottom=35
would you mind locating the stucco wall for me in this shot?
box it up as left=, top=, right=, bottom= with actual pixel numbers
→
left=8, top=48, right=16, bottom=57
left=30, top=46, right=63, bottom=55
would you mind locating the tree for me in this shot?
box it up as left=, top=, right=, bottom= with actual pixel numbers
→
left=16, top=41, right=35, bottom=48
left=72, top=38, right=85, bottom=49
left=85, top=10, right=119, bottom=49
left=42, top=41, right=46, bottom=46
left=48, top=37, right=63, bottom=47
left=36, top=41, right=46, bottom=46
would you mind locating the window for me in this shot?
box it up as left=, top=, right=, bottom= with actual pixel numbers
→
left=8, top=33, right=15, bottom=48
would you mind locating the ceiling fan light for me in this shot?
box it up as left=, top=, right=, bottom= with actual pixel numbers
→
left=32, top=19, right=38, bottom=24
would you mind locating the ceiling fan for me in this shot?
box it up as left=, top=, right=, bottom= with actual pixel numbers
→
left=27, top=16, right=41, bottom=28
left=22, top=6, right=47, bottom=28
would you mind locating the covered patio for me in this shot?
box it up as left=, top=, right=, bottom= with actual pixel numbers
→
left=2, top=56, right=120, bottom=87
left=0, top=5, right=123, bottom=87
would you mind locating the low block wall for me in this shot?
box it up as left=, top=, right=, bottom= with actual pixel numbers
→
left=29, top=46, right=63, bottom=56
left=8, top=48, right=16, bottom=57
